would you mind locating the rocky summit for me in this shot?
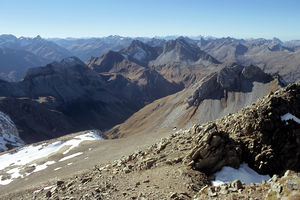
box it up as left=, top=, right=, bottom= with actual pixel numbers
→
left=4, top=82, right=299, bottom=200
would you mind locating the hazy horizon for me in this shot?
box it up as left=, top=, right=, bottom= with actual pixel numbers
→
left=1, top=0, right=300, bottom=40
left=1, top=33, right=299, bottom=42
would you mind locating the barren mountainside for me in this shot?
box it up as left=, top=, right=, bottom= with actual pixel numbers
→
left=3, top=81, right=299, bottom=200
left=106, top=64, right=284, bottom=138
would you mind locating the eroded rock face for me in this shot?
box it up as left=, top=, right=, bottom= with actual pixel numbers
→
left=185, top=82, right=300, bottom=175
left=187, top=64, right=276, bottom=107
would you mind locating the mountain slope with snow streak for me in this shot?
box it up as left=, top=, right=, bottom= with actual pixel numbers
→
left=0, top=130, right=102, bottom=185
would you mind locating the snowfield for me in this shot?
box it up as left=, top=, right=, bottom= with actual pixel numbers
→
left=211, top=163, right=270, bottom=186
left=0, top=131, right=103, bottom=185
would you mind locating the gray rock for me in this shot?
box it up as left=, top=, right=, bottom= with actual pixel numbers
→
left=45, top=191, right=51, bottom=198
left=232, top=180, right=243, bottom=190
left=286, top=179, right=299, bottom=191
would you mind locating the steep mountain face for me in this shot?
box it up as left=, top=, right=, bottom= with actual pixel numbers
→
left=186, top=65, right=274, bottom=107
left=86, top=51, right=129, bottom=73
left=106, top=64, right=283, bottom=138
left=0, top=111, right=24, bottom=152
left=0, top=57, right=133, bottom=141
left=119, top=40, right=161, bottom=66
left=0, top=56, right=182, bottom=144
left=151, top=37, right=219, bottom=66
left=149, top=38, right=220, bottom=87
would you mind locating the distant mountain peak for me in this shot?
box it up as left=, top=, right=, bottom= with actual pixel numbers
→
left=272, top=37, right=283, bottom=44
left=61, top=56, right=85, bottom=67
left=120, top=40, right=159, bottom=66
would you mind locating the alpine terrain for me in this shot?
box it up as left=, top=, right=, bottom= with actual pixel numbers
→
left=0, top=35, right=299, bottom=200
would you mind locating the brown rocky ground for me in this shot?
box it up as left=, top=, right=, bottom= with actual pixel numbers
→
left=1, top=82, right=299, bottom=200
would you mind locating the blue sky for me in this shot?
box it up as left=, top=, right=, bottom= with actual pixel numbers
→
left=0, top=0, right=299, bottom=40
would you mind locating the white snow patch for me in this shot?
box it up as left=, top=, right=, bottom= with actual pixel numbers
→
left=44, top=185, right=54, bottom=190
left=33, top=161, right=56, bottom=172
left=211, top=163, right=270, bottom=186
left=59, top=152, right=83, bottom=162
left=0, top=176, right=13, bottom=185
left=281, top=113, right=300, bottom=124
left=62, top=131, right=102, bottom=154
left=0, top=167, right=22, bottom=185
left=7, top=167, right=22, bottom=179
left=33, top=189, right=40, bottom=193
left=67, top=163, right=73, bottom=166
left=0, top=141, right=64, bottom=171
left=54, top=167, right=61, bottom=171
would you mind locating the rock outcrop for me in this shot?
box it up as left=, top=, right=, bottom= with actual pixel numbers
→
left=187, top=64, right=276, bottom=107
left=184, top=124, right=242, bottom=174
left=185, top=82, right=300, bottom=175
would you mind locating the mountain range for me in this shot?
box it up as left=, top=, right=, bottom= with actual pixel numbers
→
left=0, top=34, right=299, bottom=199
left=1, top=34, right=300, bottom=83
left=0, top=34, right=299, bottom=145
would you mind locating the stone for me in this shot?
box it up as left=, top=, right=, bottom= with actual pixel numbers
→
left=283, top=170, right=293, bottom=177
left=232, top=180, right=243, bottom=190
left=123, top=167, right=130, bottom=174
left=220, top=184, right=229, bottom=194
left=45, top=191, right=51, bottom=198
left=184, top=130, right=241, bottom=174
left=143, top=158, right=156, bottom=169
left=169, top=192, right=178, bottom=198
left=81, top=177, right=92, bottom=184
left=271, top=182, right=282, bottom=194
left=286, top=179, right=299, bottom=191
left=135, top=182, right=141, bottom=187
left=57, top=180, right=65, bottom=187
left=143, top=179, right=150, bottom=183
